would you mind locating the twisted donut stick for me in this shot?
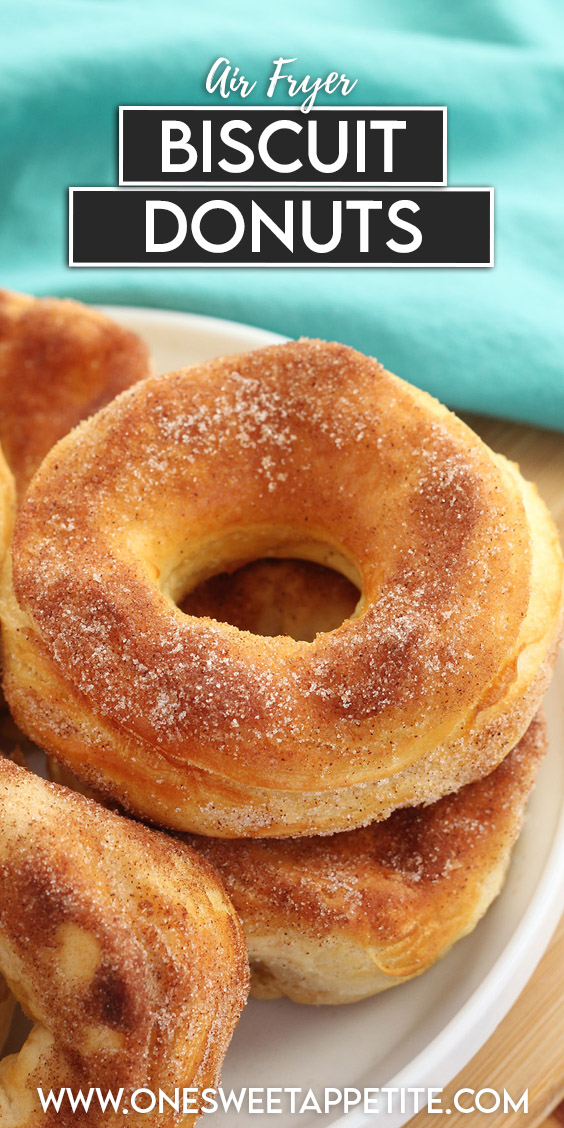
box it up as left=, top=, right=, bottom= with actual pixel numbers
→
left=0, top=760, right=249, bottom=1126
left=2, top=341, right=562, bottom=836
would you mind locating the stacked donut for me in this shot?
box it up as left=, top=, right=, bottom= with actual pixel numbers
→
left=0, top=294, right=561, bottom=1110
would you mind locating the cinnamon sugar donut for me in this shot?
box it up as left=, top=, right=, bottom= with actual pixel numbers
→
left=0, top=759, right=248, bottom=1126
left=0, top=290, right=151, bottom=500
left=190, top=715, right=547, bottom=1004
left=1, top=340, right=562, bottom=837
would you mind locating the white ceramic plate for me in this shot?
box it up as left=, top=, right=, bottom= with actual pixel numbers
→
left=10, top=306, right=563, bottom=1127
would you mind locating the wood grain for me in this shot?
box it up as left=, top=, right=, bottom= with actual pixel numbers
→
left=409, top=414, right=564, bottom=1128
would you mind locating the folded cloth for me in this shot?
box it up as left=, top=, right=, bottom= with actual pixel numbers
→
left=0, top=0, right=563, bottom=429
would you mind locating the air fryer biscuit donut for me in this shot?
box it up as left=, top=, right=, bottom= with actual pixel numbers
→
left=0, top=289, right=151, bottom=500
left=1, top=341, right=562, bottom=837
left=190, top=716, right=547, bottom=1004
left=0, top=759, right=248, bottom=1127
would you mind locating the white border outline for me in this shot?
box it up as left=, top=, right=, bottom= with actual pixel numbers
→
left=68, top=186, right=494, bottom=269
left=118, top=105, right=448, bottom=188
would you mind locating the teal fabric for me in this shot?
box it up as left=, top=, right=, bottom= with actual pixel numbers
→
left=1, top=0, right=563, bottom=429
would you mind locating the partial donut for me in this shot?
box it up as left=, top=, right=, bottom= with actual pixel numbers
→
left=0, top=290, right=152, bottom=500
left=190, top=716, right=547, bottom=1004
left=1, top=341, right=562, bottom=837
left=0, top=759, right=249, bottom=1126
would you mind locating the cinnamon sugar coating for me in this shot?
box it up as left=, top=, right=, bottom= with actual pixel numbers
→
left=1, top=340, right=562, bottom=837
left=0, top=290, right=152, bottom=500
left=190, top=715, right=547, bottom=1004
left=0, top=759, right=249, bottom=1126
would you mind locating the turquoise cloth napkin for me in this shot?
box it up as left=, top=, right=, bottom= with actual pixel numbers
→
left=1, top=0, right=563, bottom=429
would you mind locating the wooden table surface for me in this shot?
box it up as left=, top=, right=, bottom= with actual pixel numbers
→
left=409, top=413, right=564, bottom=1128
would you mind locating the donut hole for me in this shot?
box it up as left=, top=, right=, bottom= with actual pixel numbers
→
left=180, top=558, right=361, bottom=642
